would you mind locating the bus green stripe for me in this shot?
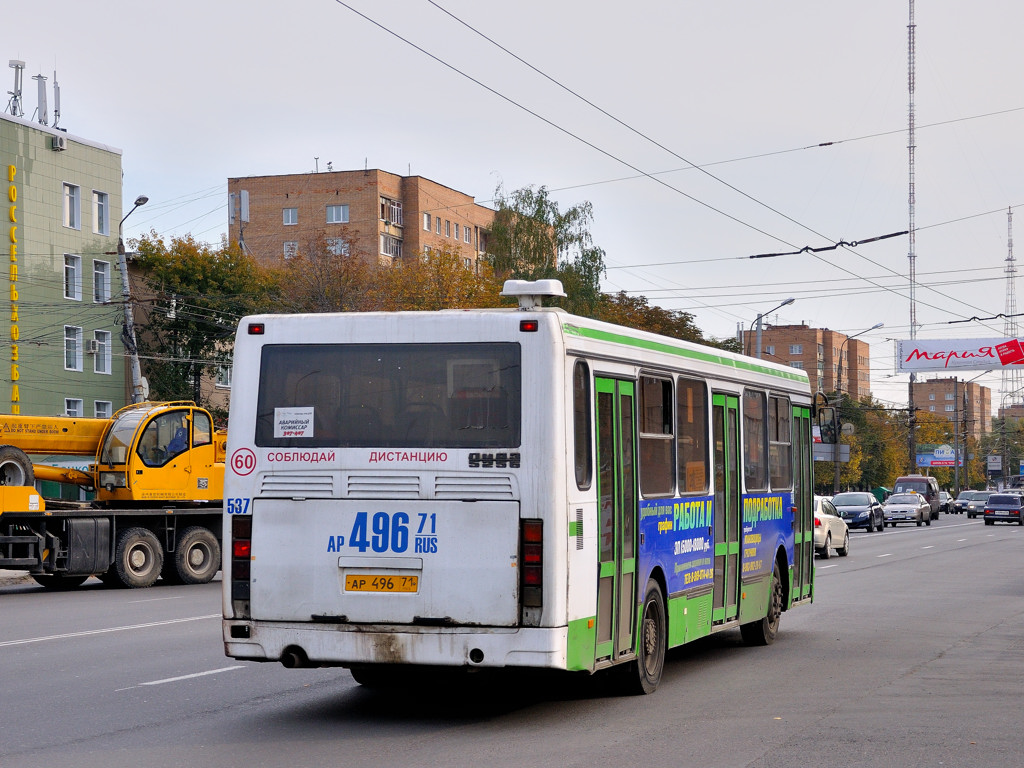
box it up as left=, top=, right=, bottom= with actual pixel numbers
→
left=562, top=323, right=809, bottom=384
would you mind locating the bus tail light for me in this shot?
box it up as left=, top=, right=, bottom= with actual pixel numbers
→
left=232, top=515, right=252, bottom=602
left=520, top=519, right=543, bottom=608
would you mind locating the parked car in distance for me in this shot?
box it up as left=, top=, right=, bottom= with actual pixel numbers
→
left=831, top=491, right=885, bottom=532
left=938, top=491, right=952, bottom=514
left=966, top=491, right=993, bottom=519
left=814, top=495, right=850, bottom=558
left=982, top=493, right=1024, bottom=525
left=883, top=492, right=932, bottom=527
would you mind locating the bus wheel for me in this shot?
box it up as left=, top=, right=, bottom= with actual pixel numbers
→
left=741, top=561, right=783, bottom=647
left=171, top=526, right=221, bottom=585
left=621, top=580, right=666, bottom=695
left=114, top=527, right=164, bottom=588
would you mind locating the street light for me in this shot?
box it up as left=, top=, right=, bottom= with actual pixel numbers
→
left=833, top=322, right=884, bottom=494
left=118, top=195, right=148, bottom=403
left=750, top=297, right=795, bottom=358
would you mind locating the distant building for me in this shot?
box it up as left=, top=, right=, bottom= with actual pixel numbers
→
left=226, top=170, right=494, bottom=269
left=911, top=377, right=990, bottom=442
left=741, top=324, right=872, bottom=400
left=1, top=111, right=127, bottom=417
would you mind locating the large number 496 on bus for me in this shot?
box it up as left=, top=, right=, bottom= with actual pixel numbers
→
left=222, top=279, right=816, bottom=694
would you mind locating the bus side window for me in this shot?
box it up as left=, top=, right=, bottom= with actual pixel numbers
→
left=677, top=376, right=709, bottom=493
left=639, top=375, right=674, bottom=497
left=743, top=389, right=768, bottom=491
left=768, top=395, right=792, bottom=490
left=573, top=360, right=592, bottom=490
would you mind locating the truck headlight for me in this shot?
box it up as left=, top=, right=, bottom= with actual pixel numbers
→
left=99, top=471, right=126, bottom=489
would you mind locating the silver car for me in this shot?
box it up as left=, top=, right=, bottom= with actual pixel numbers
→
left=883, top=492, right=931, bottom=527
left=814, top=496, right=850, bottom=558
left=966, top=491, right=993, bottom=519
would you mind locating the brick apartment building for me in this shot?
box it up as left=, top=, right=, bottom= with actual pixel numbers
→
left=227, top=169, right=494, bottom=269
left=910, top=377, right=990, bottom=442
left=741, top=324, right=872, bottom=399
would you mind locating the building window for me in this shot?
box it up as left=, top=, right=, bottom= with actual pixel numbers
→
left=65, top=398, right=84, bottom=417
left=435, top=217, right=441, bottom=235
left=326, top=204, right=349, bottom=224
left=94, top=401, right=112, bottom=419
left=93, top=260, right=110, bottom=303
left=764, top=345, right=775, bottom=356
left=789, top=361, right=804, bottom=369
left=64, top=255, right=82, bottom=300
left=327, top=238, right=349, bottom=257
left=929, top=393, right=935, bottom=400
left=789, top=344, right=802, bottom=355
left=929, top=406, right=935, bottom=412
left=65, top=326, right=83, bottom=371
left=454, top=223, right=460, bottom=241
left=445, top=220, right=451, bottom=237
left=945, top=404, right=955, bottom=412
left=216, top=365, right=232, bottom=389
left=380, top=197, right=403, bottom=225
left=423, top=213, right=431, bottom=231
left=283, top=207, right=298, bottom=225
left=464, top=226, right=471, bottom=244
left=93, top=330, right=112, bottom=374
left=380, top=234, right=402, bottom=259
left=63, top=183, right=81, bottom=229
left=283, top=241, right=298, bottom=259
left=945, top=393, right=954, bottom=400
left=817, top=344, right=824, bottom=357
left=92, top=191, right=109, bottom=235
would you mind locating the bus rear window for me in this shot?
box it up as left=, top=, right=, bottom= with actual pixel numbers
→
left=254, top=343, right=521, bottom=449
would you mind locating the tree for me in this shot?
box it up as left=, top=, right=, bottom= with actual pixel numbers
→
left=133, top=233, right=280, bottom=411
left=595, top=292, right=707, bottom=343
left=488, top=185, right=606, bottom=316
left=370, top=245, right=502, bottom=311
left=278, top=232, right=370, bottom=313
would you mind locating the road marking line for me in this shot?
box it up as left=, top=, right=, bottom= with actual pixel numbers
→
left=0, top=614, right=219, bottom=648
left=128, top=596, right=186, bottom=604
left=877, top=553, right=892, bottom=558
left=140, top=666, right=244, bottom=686
left=922, top=545, right=935, bottom=549
left=818, top=564, right=838, bottom=569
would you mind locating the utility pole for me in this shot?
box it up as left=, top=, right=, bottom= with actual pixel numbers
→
left=907, top=0, right=919, bottom=472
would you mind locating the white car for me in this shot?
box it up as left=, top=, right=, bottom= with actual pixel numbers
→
left=883, top=492, right=932, bottom=527
left=814, top=495, right=850, bottom=559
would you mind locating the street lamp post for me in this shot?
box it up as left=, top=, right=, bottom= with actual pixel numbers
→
left=750, top=297, right=795, bottom=358
left=833, top=322, right=884, bottom=494
left=118, top=195, right=148, bottom=403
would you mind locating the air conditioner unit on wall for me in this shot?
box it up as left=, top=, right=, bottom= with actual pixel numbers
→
left=51, top=134, right=67, bottom=151
left=85, top=339, right=99, bottom=354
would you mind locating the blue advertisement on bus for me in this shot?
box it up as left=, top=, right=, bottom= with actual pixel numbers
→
left=640, top=492, right=790, bottom=594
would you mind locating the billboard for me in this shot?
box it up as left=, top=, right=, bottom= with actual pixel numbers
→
left=898, top=337, right=1024, bottom=373
left=916, top=444, right=961, bottom=468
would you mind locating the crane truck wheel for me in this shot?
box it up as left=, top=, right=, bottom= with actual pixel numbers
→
left=0, top=444, right=34, bottom=486
left=163, top=526, right=220, bottom=585
left=114, top=527, right=164, bottom=588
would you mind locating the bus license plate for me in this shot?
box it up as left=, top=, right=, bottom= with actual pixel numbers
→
left=345, top=574, right=419, bottom=593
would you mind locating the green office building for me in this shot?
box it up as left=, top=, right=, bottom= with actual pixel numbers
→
left=1, top=111, right=127, bottom=418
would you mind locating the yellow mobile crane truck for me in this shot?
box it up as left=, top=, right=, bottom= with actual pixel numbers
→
left=0, top=401, right=225, bottom=589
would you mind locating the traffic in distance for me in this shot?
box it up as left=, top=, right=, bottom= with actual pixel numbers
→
left=814, top=471, right=1020, bottom=559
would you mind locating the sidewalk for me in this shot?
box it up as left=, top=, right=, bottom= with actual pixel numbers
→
left=0, top=569, right=32, bottom=585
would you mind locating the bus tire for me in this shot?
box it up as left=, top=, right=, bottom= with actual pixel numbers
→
left=171, top=526, right=221, bottom=585
left=114, top=527, right=164, bottom=588
left=620, top=579, right=666, bottom=695
left=0, top=444, right=34, bottom=487
left=741, top=560, right=783, bottom=647
left=350, top=664, right=405, bottom=688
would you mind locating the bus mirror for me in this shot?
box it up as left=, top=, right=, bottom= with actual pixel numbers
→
left=818, top=407, right=837, bottom=444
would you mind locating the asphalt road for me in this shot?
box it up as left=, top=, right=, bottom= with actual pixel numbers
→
left=1, top=514, right=1022, bottom=768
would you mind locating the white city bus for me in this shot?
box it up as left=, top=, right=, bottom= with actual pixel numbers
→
left=222, top=280, right=815, bottom=693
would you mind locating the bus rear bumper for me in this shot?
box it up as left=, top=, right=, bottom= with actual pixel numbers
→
left=223, top=620, right=569, bottom=670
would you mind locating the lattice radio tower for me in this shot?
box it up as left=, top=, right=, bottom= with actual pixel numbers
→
left=906, top=0, right=919, bottom=470
left=1003, top=207, right=1022, bottom=405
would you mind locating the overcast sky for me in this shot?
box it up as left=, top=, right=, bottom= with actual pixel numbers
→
left=8, top=1, right=1024, bottom=411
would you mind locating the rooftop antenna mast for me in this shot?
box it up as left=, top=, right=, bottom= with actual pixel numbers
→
left=6, top=60, right=24, bottom=117
left=32, top=72, right=48, bottom=125
left=906, top=0, right=920, bottom=472
left=51, top=71, right=60, bottom=128
left=1002, top=207, right=1021, bottom=407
